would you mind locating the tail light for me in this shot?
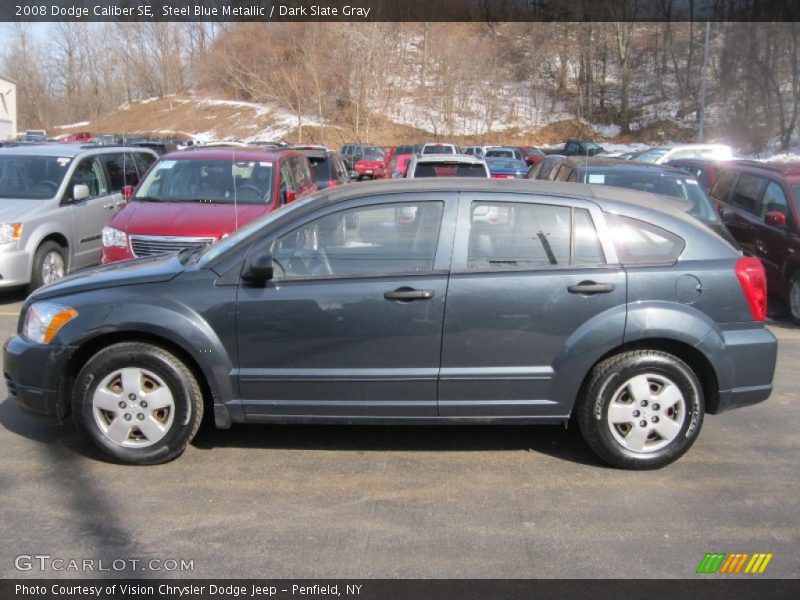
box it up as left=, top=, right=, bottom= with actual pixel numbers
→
left=735, top=257, right=767, bottom=321
left=327, top=180, right=338, bottom=187
left=491, top=174, right=514, bottom=179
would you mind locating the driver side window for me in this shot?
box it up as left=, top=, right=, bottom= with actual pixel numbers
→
left=272, top=202, right=444, bottom=280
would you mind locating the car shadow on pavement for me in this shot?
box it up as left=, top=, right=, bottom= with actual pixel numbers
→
left=0, top=396, right=607, bottom=467
left=0, top=397, right=99, bottom=459
left=191, top=420, right=609, bottom=468
left=0, top=288, right=28, bottom=306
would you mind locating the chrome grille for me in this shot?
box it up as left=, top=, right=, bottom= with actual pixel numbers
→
left=130, top=235, right=214, bottom=258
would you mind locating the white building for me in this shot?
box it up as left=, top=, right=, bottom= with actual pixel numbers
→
left=0, top=75, right=17, bottom=141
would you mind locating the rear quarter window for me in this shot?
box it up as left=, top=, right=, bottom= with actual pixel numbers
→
left=711, top=169, right=737, bottom=203
left=605, top=213, right=685, bottom=265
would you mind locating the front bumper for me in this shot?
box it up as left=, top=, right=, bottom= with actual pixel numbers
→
left=713, top=327, right=777, bottom=413
left=0, top=247, right=34, bottom=287
left=3, top=335, right=76, bottom=419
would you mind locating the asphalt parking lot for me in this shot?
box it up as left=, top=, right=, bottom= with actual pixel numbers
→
left=0, top=290, right=797, bottom=579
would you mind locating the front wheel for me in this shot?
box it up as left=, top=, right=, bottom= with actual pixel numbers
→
left=72, top=343, right=204, bottom=465
left=30, top=241, right=67, bottom=291
left=576, top=350, right=704, bottom=470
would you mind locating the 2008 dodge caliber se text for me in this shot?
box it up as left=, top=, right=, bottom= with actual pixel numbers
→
left=4, top=180, right=777, bottom=469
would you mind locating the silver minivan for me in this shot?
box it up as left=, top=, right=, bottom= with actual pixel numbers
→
left=0, top=144, right=157, bottom=290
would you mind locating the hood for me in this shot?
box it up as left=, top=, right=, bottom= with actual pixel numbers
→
left=113, top=201, right=271, bottom=238
left=31, top=253, right=186, bottom=301
left=0, top=198, right=48, bottom=221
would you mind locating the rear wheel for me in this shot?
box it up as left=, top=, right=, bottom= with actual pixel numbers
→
left=577, top=350, right=704, bottom=470
left=30, top=241, right=67, bottom=291
left=72, top=342, right=204, bottom=465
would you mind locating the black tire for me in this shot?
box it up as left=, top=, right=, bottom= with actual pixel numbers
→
left=30, top=241, right=67, bottom=291
left=788, top=272, right=800, bottom=325
left=576, top=350, right=704, bottom=470
left=72, top=342, right=204, bottom=465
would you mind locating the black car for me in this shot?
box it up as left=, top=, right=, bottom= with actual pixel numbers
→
left=339, top=142, right=382, bottom=170
left=526, top=154, right=565, bottom=180
left=4, top=179, right=775, bottom=469
left=127, top=140, right=179, bottom=156
left=296, top=148, right=350, bottom=189
left=543, top=157, right=739, bottom=248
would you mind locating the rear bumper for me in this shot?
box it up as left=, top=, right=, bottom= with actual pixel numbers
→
left=711, top=326, right=777, bottom=414
left=3, top=335, right=75, bottom=419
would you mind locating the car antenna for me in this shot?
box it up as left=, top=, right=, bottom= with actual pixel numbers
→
left=232, top=146, right=238, bottom=233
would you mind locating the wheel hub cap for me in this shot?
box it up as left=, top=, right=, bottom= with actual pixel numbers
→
left=92, top=367, right=175, bottom=448
left=606, top=373, right=686, bottom=453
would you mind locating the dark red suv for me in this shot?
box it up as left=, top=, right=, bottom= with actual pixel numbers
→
left=102, top=148, right=317, bottom=263
left=709, top=161, right=800, bottom=322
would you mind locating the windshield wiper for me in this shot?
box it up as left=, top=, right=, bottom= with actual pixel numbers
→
left=134, top=196, right=164, bottom=202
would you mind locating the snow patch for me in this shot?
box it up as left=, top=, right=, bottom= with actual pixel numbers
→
left=53, top=121, right=90, bottom=130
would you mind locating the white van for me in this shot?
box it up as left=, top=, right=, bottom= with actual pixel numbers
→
left=633, top=143, right=733, bottom=164
left=0, top=143, right=157, bottom=290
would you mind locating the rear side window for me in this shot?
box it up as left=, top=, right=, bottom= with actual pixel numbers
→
left=730, top=173, right=766, bottom=215
left=606, top=213, right=685, bottom=265
left=467, top=202, right=604, bottom=269
left=711, top=169, right=737, bottom=203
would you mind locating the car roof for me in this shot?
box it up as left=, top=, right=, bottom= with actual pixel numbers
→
left=159, top=147, right=301, bottom=161
left=414, top=153, right=486, bottom=164
left=0, top=143, right=152, bottom=158
left=560, top=157, right=691, bottom=176
left=722, top=160, right=800, bottom=182
left=320, top=178, right=688, bottom=215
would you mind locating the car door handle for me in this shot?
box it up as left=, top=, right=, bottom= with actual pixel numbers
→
left=567, top=282, right=615, bottom=294
left=384, top=288, right=435, bottom=301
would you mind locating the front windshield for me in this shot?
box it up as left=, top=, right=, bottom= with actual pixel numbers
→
left=0, top=155, right=71, bottom=199
left=633, top=148, right=668, bottom=163
left=361, top=146, right=383, bottom=156
left=195, top=192, right=322, bottom=265
left=136, top=158, right=274, bottom=205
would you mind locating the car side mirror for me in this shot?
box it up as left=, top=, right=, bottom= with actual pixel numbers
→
left=764, top=211, right=786, bottom=228
left=285, top=189, right=297, bottom=203
left=242, top=250, right=274, bottom=284
left=122, top=185, right=134, bottom=202
left=73, top=184, right=90, bottom=201
left=349, top=170, right=359, bottom=180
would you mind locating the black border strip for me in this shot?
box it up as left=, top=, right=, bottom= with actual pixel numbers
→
left=2, top=579, right=800, bottom=600
left=2, top=0, right=800, bottom=23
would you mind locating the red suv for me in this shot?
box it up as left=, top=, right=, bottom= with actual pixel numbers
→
left=102, top=148, right=317, bottom=263
left=709, top=161, right=800, bottom=322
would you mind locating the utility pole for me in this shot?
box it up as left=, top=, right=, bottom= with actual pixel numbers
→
left=698, top=21, right=711, bottom=142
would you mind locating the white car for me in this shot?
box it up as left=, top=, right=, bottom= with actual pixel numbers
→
left=633, top=143, right=733, bottom=164
left=405, top=154, right=490, bottom=179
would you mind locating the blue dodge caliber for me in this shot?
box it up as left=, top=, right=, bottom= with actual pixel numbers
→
left=4, top=180, right=777, bottom=469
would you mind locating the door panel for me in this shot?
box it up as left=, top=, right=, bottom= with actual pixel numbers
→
left=236, top=195, right=456, bottom=417
left=65, top=156, right=113, bottom=269
left=440, top=194, right=626, bottom=417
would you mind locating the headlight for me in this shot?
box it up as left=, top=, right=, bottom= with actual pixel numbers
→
left=102, top=226, right=127, bottom=248
left=0, top=223, right=22, bottom=245
left=23, top=302, right=78, bottom=344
